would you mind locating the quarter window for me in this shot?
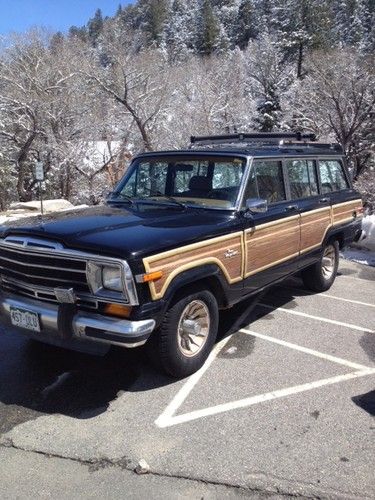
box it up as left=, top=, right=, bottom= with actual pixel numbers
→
left=319, top=160, right=349, bottom=193
left=286, top=160, right=318, bottom=199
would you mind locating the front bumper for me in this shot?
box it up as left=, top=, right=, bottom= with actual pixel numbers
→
left=0, top=291, right=155, bottom=353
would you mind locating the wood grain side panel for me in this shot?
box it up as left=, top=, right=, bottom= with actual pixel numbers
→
left=245, top=217, right=300, bottom=277
left=332, top=199, right=363, bottom=226
left=300, top=208, right=332, bottom=252
left=144, top=233, right=243, bottom=300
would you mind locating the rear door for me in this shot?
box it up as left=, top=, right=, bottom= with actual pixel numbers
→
left=284, top=158, right=332, bottom=268
left=242, top=159, right=301, bottom=293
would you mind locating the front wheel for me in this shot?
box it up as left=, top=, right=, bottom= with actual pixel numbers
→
left=301, top=240, right=339, bottom=292
left=148, top=288, right=219, bottom=378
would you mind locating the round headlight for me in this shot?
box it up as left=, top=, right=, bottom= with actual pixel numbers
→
left=102, top=266, right=122, bottom=292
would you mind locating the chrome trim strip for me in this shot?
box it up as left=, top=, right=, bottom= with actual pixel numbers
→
left=235, top=156, right=253, bottom=211
left=3, top=236, right=64, bottom=249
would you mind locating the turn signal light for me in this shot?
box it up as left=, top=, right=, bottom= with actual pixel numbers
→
left=104, top=304, right=132, bottom=318
left=137, top=271, right=163, bottom=283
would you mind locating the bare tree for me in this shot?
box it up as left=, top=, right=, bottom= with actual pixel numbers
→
left=286, top=50, right=375, bottom=177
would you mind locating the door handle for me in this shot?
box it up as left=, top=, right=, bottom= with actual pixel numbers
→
left=285, top=205, right=298, bottom=212
left=319, top=198, right=330, bottom=204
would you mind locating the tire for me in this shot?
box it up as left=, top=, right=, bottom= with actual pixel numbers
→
left=301, top=240, right=339, bottom=292
left=147, top=288, right=219, bottom=378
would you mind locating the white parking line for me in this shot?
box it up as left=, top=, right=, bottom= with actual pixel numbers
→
left=337, top=274, right=375, bottom=283
left=321, top=294, right=375, bottom=308
left=279, top=285, right=375, bottom=308
left=240, top=329, right=370, bottom=370
left=154, top=335, right=233, bottom=428
left=157, top=370, right=375, bottom=428
left=258, top=303, right=374, bottom=334
left=155, top=329, right=375, bottom=428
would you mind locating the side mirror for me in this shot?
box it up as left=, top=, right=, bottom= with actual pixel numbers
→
left=245, top=198, right=268, bottom=214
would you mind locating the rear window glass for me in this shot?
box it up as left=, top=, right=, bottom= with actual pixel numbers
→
left=319, top=160, right=349, bottom=193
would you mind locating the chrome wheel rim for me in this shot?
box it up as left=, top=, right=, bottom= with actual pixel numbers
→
left=322, top=245, right=336, bottom=280
left=177, top=300, right=210, bottom=357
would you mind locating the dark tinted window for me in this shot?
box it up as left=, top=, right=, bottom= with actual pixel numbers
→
left=286, top=159, right=318, bottom=199
left=253, top=160, right=286, bottom=203
left=319, top=160, right=349, bottom=193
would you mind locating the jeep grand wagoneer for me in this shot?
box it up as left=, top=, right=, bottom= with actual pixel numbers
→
left=0, top=133, right=363, bottom=377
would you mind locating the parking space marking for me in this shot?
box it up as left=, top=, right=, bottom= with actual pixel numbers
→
left=279, top=286, right=375, bottom=308
left=320, top=294, right=375, bottom=308
left=155, top=330, right=375, bottom=428
left=240, top=329, right=370, bottom=370
left=259, top=303, right=375, bottom=333
left=154, top=335, right=233, bottom=428
left=337, top=274, right=375, bottom=283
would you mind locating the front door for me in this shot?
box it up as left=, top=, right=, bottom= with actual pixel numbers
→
left=242, top=159, right=301, bottom=294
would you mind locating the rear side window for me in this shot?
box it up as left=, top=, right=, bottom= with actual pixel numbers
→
left=253, top=160, right=286, bottom=203
left=286, top=159, right=318, bottom=199
left=319, top=160, right=349, bottom=193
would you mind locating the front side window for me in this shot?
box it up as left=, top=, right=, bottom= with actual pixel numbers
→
left=319, top=160, right=349, bottom=193
left=244, top=160, right=286, bottom=204
left=286, top=159, right=318, bottom=199
left=113, top=156, right=246, bottom=209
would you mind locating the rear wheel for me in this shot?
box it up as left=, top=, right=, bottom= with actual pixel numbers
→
left=148, top=288, right=219, bottom=378
left=301, top=240, right=339, bottom=292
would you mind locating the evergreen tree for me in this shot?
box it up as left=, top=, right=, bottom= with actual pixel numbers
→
left=87, top=9, right=104, bottom=47
left=137, top=0, right=169, bottom=46
left=197, top=0, right=220, bottom=55
left=235, top=0, right=257, bottom=49
left=164, top=0, right=197, bottom=62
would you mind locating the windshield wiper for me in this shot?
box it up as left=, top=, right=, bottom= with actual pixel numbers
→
left=107, top=191, right=136, bottom=206
left=142, top=189, right=187, bottom=209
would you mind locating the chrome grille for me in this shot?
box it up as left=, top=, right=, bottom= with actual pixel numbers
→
left=0, top=236, right=138, bottom=306
left=0, top=236, right=90, bottom=294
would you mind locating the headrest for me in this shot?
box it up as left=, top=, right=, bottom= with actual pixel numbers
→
left=189, top=176, right=212, bottom=192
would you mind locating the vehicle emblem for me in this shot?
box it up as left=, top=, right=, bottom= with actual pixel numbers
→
left=224, top=249, right=239, bottom=259
left=54, top=288, right=77, bottom=304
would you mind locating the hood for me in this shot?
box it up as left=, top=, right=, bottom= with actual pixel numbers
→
left=0, top=204, right=242, bottom=261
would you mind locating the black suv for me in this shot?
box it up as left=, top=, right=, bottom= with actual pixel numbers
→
left=0, top=133, right=363, bottom=377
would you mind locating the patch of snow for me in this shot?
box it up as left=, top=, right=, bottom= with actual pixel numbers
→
left=358, top=214, right=375, bottom=251
left=341, top=248, right=375, bottom=267
left=342, top=214, right=375, bottom=267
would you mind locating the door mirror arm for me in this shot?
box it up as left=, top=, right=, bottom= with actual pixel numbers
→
left=244, top=198, right=268, bottom=217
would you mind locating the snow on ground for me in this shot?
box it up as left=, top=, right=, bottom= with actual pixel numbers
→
left=342, top=214, right=375, bottom=267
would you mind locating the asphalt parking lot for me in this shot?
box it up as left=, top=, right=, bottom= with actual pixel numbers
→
left=0, top=258, right=374, bottom=499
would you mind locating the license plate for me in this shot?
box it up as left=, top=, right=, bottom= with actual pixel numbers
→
left=10, top=307, right=41, bottom=332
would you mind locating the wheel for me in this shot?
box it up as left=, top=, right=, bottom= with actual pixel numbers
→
left=301, top=240, right=339, bottom=292
left=148, top=288, right=219, bottom=378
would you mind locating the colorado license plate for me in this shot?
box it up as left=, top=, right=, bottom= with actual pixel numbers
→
left=10, top=307, right=41, bottom=332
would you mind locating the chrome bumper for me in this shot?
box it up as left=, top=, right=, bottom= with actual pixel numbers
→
left=0, top=291, right=155, bottom=351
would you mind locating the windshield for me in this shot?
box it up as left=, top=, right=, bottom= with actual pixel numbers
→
left=110, top=156, right=247, bottom=209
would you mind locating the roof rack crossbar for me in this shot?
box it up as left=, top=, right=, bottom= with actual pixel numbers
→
left=190, top=132, right=317, bottom=145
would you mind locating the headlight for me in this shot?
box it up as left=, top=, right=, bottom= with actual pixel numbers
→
left=86, top=259, right=138, bottom=306
left=102, top=266, right=122, bottom=291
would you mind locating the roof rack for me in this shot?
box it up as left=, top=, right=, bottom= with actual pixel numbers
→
left=190, top=132, right=317, bottom=146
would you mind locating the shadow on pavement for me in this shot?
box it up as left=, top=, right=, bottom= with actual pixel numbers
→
left=0, top=273, right=362, bottom=429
